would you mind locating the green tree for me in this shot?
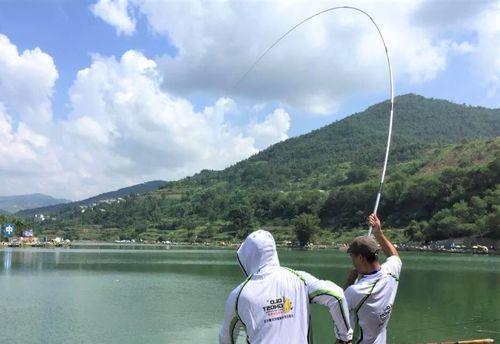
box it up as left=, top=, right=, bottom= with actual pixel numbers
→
left=344, top=165, right=371, bottom=184
left=293, top=213, right=320, bottom=247
left=404, top=220, right=427, bottom=243
left=226, top=206, right=254, bottom=238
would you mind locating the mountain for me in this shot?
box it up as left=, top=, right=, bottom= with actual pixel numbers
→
left=0, top=194, right=70, bottom=214
left=208, top=93, right=499, bottom=187
left=28, top=94, right=500, bottom=243
left=17, top=180, right=167, bottom=217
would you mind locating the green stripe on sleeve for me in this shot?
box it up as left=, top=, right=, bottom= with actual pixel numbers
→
left=229, top=316, right=239, bottom=344
left=309, top=288, right=343, bottom=301
left=283, top=267, right=307, bottom=285
left=309, top=290, right=350, bottom=335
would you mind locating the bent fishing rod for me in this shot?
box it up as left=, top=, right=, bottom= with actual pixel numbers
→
left=233, top=6, right=394, bottom=236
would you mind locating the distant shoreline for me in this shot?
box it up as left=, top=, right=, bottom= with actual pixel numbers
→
left=2, top=240, right=496, bottom=255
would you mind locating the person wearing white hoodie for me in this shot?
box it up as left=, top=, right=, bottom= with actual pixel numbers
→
left=219, top=229, right=353, bottom=344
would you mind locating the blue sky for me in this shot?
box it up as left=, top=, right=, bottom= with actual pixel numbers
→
left=0, top=0, right=498, bottom=199
left=0, top=0, right=175, bottom=119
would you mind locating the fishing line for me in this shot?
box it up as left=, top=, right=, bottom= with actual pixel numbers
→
left=233, top=6, right=394, bottom=236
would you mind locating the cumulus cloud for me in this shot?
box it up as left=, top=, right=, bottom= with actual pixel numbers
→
left=90, top=0, right=500, bottom=111
left=0, top=34, right=58, bottom=125
left=248, top=108, right=290, bottom=149
left=64, top=51, right=258, bottom=176
left=0, top=35, right=62, bottom=196
left=472, top=2, right=500, bottom=97
left=411, top=0, right=500, bottom=97
left=0, top=35, right=290, bottom=199
left=91, top=0, right=136, bottom=36
left=86, top=0, right=461, bottom=114
left=0, top=102, right=64, bottom=196
left=0, top=103, right=47, bottom=164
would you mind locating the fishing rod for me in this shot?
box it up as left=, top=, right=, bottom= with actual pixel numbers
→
left=233, top=6, right=394, bottom=236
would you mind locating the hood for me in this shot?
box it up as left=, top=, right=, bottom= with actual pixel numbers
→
left=236, top=229, right=280, bottom=276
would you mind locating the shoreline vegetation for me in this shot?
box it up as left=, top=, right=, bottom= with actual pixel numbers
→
left=2, top=234, right=496, bottom=255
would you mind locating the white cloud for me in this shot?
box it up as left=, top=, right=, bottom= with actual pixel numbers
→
left=60, top=50, right=295, bottom=197
left=411, top=0, right=492, bottom=29
left=0, top=36, right=64, bottom=197
left=0, top=34, right=58, bottom=125
left=248, top=108, right=290, bottom=149
left=91, top=0, right=136, bottom=36
left=0, top=103, right=43, bottom=164
left=91, top=0, right=500, bottom=110
left=87, top=0, right=460, bottom=114
left=0, top=35, right=290, bottom=199
left=64, top=51, right=258, bottom=176
left=450, top=42, right=475, bottom=55
left=472, top=2, right=500, bottom=97
left=409, top=0, right=500, bottom=98
left=0, top=102, right=62, bottom=194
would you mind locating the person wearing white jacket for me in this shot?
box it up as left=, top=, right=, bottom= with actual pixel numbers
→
left=219, top=229, right=353, bottom=344
left=343, top=214, right=402, bottom=344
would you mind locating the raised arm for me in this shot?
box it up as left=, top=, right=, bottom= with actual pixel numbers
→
left=369, top=213, right=398, bottom=257
left=297, top=271, right=353, bottom=343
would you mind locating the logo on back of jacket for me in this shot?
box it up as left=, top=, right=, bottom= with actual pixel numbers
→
left=262, top=296, right=294, bottom=323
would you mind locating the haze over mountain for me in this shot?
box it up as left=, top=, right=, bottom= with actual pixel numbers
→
left=17, top=181, right=167, bottom=217
left=0, top=194, right=70, bottom=214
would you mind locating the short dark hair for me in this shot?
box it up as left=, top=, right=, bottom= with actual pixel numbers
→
left=347, top=236, right=380, bottom=263
left=351, top=251, right=379, bottom=263
left=363, top=251, right=379, bottom=263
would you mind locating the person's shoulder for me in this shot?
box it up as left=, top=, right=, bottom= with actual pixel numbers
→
left=383, top=255, right=402, bottom=268
left=229, top=282, right=244, bottom=297
left=231, top=276, right=253, bottom=296
left=281, top=267, right=317, bottom=283
left=223, top=281, right=246, bottom=309
left=292, top=269, right=316, bottom=280
left=387, top=255, right=402, bottom=263
left=382, top=255, right=402, bottom=277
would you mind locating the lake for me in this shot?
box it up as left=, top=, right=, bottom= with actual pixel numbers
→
left=1, top=246, right=499, bottom=343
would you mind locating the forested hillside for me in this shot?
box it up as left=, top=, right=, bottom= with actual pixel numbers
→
left=27, top=94, right=500, bottom=244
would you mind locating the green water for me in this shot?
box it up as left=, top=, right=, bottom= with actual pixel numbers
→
left=0, top=247, right=499, bottom=343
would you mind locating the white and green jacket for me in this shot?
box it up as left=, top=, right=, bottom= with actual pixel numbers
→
left=219, top=230, right=353, bottom=343
left=345, top=255, right=402, bottom=344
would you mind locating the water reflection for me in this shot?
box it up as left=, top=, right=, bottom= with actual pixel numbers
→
left=3, top=249, right=12, bottom=271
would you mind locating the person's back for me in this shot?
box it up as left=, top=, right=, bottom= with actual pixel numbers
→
left=237, top=265, right=311, bottom=343
left=345, top=255, right=401, bottom=344
left=220, top=230, right=353, bottom=344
